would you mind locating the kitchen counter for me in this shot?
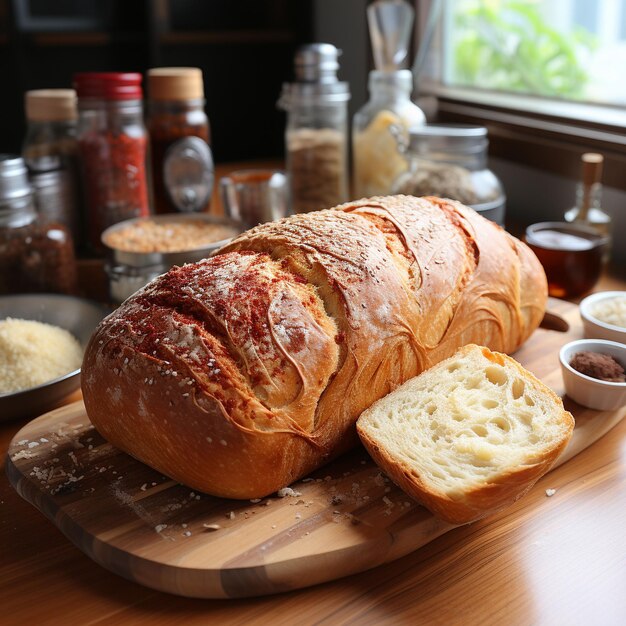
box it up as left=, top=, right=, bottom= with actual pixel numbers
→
left=1, top=175, right=625, bottom=625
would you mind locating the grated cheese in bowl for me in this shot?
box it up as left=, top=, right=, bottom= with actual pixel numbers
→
left=0, top=317, right=83, bottom=394
left=591, top=296, right=626, bottom=329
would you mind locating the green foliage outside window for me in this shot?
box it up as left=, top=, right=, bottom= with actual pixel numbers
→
left=451, top=0, right=596, bottom=99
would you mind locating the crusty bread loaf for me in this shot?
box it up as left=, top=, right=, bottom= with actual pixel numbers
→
left=357, top=344, right=574, bottom=524
left=82, top=195, right=548, bottom=499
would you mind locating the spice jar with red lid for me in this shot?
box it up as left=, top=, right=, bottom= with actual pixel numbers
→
left=146, top=67, right=213, bottom=214
left=0, top=155, right=77, bottom=295
left=74, top=72, right=150, bottom=253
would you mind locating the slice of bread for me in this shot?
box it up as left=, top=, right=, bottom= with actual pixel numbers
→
left=356, top=344, right=574, bottom=525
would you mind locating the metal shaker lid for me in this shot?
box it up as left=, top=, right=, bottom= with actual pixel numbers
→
left=0, top=155, right=33, bottom=202
left=294, top=43, right=342, bottom=83
left=278, top=43, right=350, bottom=109
left=0, top=155, right=36, bottom=227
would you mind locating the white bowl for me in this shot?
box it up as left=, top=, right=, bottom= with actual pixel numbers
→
left=559, top=339, right=626, bottom=411
left=579, top=291, right=626, bottom=344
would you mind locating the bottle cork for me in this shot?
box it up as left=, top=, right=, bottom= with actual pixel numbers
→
left=148, top=67, right=204, bottom=101
left=582, top=152, right=603, bottom=187
left=25, top=89, right=77, bottom=122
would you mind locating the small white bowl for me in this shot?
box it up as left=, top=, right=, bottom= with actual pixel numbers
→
left=559, top=339, right=626, bottom=411
left=579, top=291, right=626, bottom=344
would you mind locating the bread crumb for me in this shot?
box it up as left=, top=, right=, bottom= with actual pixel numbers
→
left=155, top=524, right=167, bottom=533
left=227, top=511, right=235, bottom=519
left=545, top=488, right=557, bottom=497
left=277, top=487, right=302, bottom=498
left=183, top=530, right=192, bottom=537
left=202, top=523, right=221, bottom=531
left=250, top=498, right=262, bottom=503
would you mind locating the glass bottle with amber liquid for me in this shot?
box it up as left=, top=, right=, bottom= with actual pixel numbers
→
left=565, top=152, right=612, bottom=261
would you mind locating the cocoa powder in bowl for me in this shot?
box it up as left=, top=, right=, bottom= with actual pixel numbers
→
left=569, top=351, right=625, bottom=383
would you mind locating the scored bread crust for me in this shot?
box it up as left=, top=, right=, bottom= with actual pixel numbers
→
left=82, top=196, right=548, bottom=498
left=356, top=345, right=574, bottom=525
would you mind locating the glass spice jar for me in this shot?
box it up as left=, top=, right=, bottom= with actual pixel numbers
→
left=0, top=155, right=77, bottom=295
left=278, top=44, right=350, bottom=213
left=147, top=67, right=213, bottom=214
left=22, top=89, right=81, bottom=243
left=73, top=73, right=150, bottom=254
left=352, top=70, right=425, bottom=197
left=391, top=124, right=506, bottom=225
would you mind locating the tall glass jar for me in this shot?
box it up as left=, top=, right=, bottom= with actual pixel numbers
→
left=391, top=124, right=506, bottom=225
left=278, top=44, right=350, bottom=214
left=147, top=67, right=214, bottom=215
left=22, top=89, right=81, bottom=242
left=352, top=70, right=425, bottom=198
left=74, top=73, right=150, bottom=254
left=0, top=155, right=77, bottom=295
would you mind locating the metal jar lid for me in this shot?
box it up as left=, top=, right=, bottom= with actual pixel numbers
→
left=406, top=124, right=488, bottom=155
left=0, top=155, right=32, bottom=202
left=278, top=43, right=350, bottom=109
left=0, top=155, right=36, bottom=227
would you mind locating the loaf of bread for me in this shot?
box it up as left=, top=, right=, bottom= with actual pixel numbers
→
left=82, top=195, right=548, bottom=498
left=357, top=344, right=574, bottom=524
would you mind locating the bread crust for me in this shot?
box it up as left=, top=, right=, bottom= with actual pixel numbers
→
left=356, top=345, right=574, bottom=525
left=82, top=196, right=548, bottom=498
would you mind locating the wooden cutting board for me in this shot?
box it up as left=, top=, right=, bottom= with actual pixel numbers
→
left=6, top=299, right=625, bottom=599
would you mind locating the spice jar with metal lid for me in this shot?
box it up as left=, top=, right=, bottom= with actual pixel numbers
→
left=147, top=67, right=213, bottom=215
left=22, top=89, right=81, bottom=242
left=0, top=155, right=77, bottom=295
left=278, top=44, right=350, bottom=213
left=74, top=72, right=150, bottom=254
left=391, top=124, right=506, bottom=225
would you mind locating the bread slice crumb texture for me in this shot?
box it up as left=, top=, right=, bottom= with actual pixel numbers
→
left=357, top=344, right=573, bottom=518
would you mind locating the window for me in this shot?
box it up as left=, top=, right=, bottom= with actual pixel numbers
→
left=416, top=0, right=626, bottom=192
left=427, top=0, right=626, bottom=106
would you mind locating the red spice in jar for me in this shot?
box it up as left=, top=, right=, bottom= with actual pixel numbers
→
left=74, top=73, right=150, bottom=254
left=78, top=131, right=149, bottom=248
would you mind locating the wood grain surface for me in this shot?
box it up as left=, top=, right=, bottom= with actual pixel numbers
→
left=5, top=299, right=625, bottom=603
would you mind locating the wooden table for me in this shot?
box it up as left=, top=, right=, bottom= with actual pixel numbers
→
left=2, top=200, right=625, bottom=624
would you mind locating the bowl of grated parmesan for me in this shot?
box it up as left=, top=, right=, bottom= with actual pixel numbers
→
left=0, top=294, right=109, bottom=421
left=579, top=291, right=626, bottom=345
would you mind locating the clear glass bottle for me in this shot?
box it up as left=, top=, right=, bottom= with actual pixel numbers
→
left=352, top=70, right=425, bottom=197
left=391, top=124, right=506, bottom=225
left=564, top=153, right=611, bottom=260
left=147, top=67, right=213, bottom=215
left=278, top=44, right=350, bottom=214
left=22, top=89, right=81, bottom=241
left=74, top=73, right=150, bottom=254
left=0, top=155, right=77, bottom=295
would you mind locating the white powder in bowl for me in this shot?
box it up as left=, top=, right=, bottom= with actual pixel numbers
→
left=0, top=317, right=83, bottom=393
left=591, top=296, right=626, bottom=328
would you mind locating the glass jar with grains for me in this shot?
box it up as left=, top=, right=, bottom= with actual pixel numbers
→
left=147, top=67, right=214, bottom=215
left=278, top=44, right=350, bottom=213
left=0, top=155, right=77, bottom=295
left=74, top=72, right=150, bottom=254
left=352, top=70, right=425, bottom=198
left=391, top=124, right=506, bottom=225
